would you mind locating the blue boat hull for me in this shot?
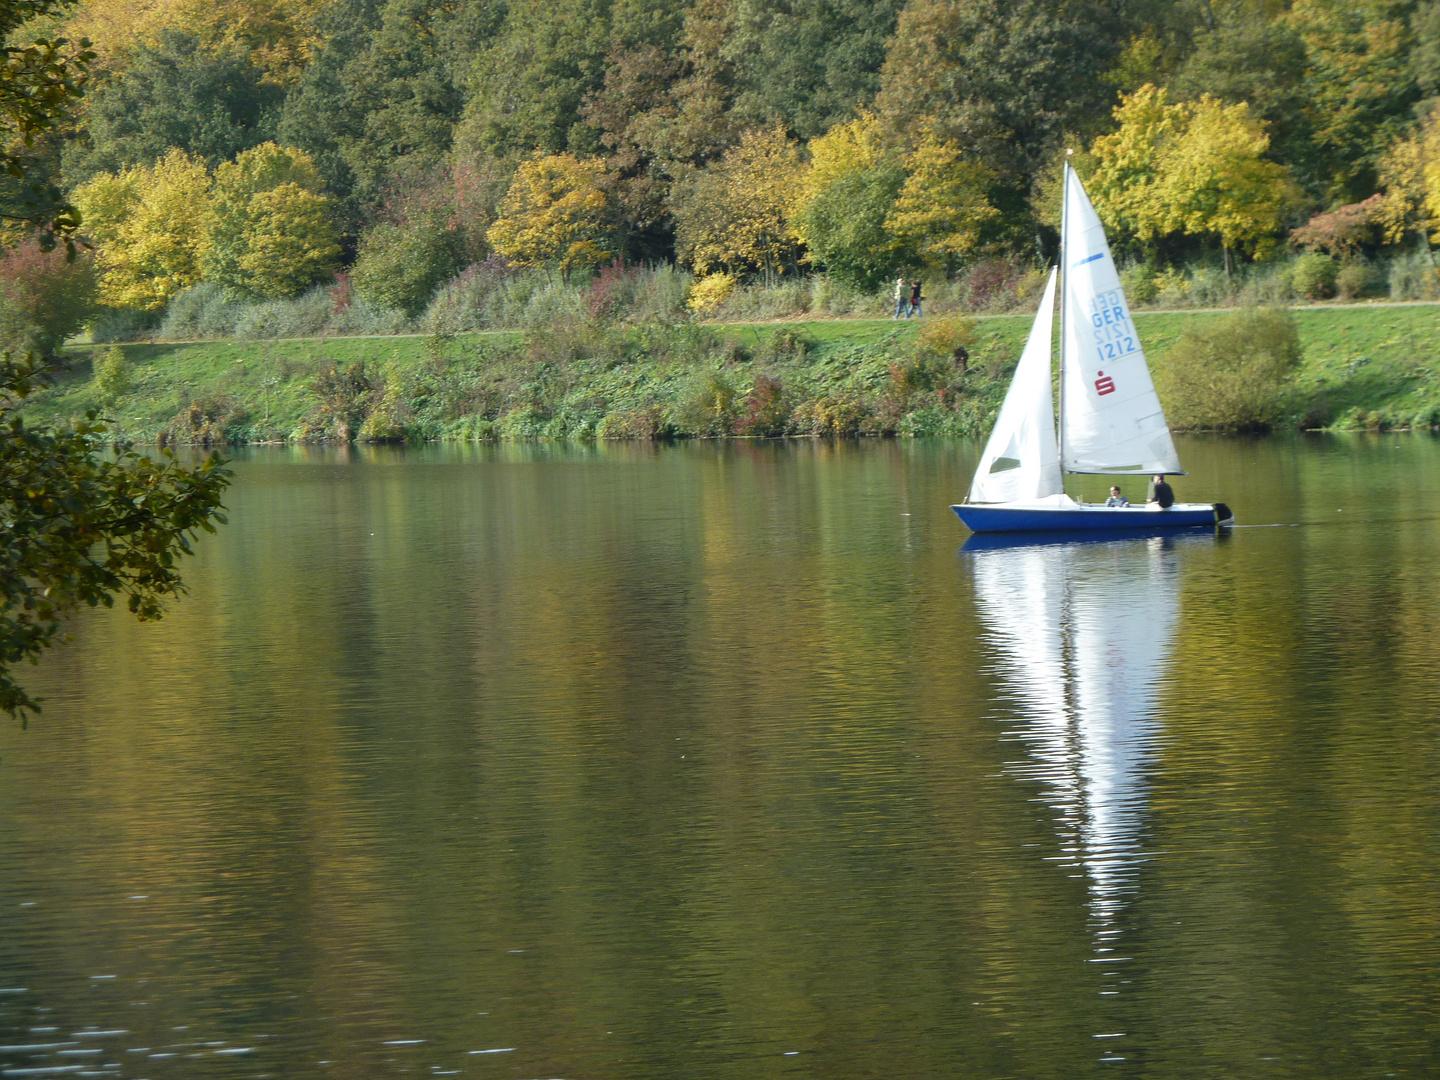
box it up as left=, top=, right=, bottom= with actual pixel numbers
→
left=953, top=501, right=1230, bottom=534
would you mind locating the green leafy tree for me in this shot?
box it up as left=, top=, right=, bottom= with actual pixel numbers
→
left=0, top=0, right=93, bottom=251
left=61, top=30, right=282, bottom=184
left=800, top=165, right=907, bottom=290
left=90, top=343, right=129, bottom=421
left=1413, top=0, right=1440, bottom=97
left=874, top=0, right=1122, bottom=181
left=277, top=0, right=501, bottom=230
left=456, top=0, right=616, bottom=159
left=204, top=142, right=340, bottom=298
left=1169, top=9, right=1317, bottom=191
left=1, top=355, right=231, bottom=720
left=1156, top=307, right=1302, bottom=431
left=350, top=219, right=466, bottom=316
left=0, top=0, right=231, bottom=720
left=720, top=0, right=903, bottom=140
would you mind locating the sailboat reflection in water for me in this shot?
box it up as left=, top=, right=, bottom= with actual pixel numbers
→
left=970, top=535, right=1182, bottom=946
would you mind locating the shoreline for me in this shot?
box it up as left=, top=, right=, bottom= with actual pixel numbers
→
left=27, top=305, right=1440, bottom=445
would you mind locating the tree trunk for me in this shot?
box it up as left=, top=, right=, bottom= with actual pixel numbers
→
left=1223, top=244, right=1233, bottom=278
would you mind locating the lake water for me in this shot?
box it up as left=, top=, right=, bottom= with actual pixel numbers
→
left=2, top=435, right=1439, bottom=1079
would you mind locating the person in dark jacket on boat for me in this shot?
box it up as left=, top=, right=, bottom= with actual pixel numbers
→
left=1105, top=486, right=1129, bottom=507
left=1147, top=475, right=1175, bottom=508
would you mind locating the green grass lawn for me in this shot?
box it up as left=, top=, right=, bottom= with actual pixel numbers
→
left=21, top=303, right=1440, bottom=442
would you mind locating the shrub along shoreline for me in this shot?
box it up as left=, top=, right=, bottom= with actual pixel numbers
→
left=22, top=304, right=1440, bottom=446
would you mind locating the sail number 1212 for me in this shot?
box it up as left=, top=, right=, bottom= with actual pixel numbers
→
left=1089, top=290, right=1137, bottom=363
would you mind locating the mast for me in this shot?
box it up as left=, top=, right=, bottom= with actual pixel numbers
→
left=1058, top=153, right=1071, bottom=489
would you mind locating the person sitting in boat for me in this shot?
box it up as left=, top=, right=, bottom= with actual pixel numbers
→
left=1105, top=486, right=1129, bottom=507
left=1147, top=475, right=1175, bottom=508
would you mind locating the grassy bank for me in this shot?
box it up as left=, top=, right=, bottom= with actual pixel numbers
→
left=20, top=304, right=1440, bottom=443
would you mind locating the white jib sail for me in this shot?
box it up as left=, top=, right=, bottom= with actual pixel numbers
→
left=1061, top=167, right=1183, bottom=475
left=968, top=268, right=1063, bottom=503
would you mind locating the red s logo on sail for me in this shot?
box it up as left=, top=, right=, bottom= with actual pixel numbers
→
left=1095, top=371, right=1116, bottom=396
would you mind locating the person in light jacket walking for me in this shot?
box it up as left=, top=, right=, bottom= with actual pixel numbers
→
left=892, top=276, right=907, bottom=319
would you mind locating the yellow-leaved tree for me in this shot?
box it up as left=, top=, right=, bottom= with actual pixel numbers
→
left=885, top=134, right=998, bottom=274
left=66, top=0, right=325, bottom=83
left=1079, top=84, right=1180, bottom=240
left=204, top=142, right=339, bottom=298
left=670, top=125, right=804, bottom=285
left=794, top=112, right=886, bottom=225
left=1161, top=96, right=1296, bottom=269
left=1376, top=115, right=1440, bottom=263
left=1089, top=85, right=1295, bottom=272
left=72, top=149, right=213, bottom=310
left=487, top=154, right=612, bottom=283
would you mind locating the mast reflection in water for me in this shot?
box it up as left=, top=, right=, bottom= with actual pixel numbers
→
left=970, top=535, right=1187, bottom=968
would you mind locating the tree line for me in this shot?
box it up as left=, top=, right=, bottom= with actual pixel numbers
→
left=8, top=0, right=1440, bottom=321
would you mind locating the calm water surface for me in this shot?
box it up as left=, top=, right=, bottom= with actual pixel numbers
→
left=2, top=436, right=1439, bottom=1079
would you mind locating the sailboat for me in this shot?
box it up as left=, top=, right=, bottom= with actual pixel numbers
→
left=952, top=162, right=1233, bottom=534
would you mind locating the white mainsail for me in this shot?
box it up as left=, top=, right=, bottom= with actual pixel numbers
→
left=968, top=268, right=1063, bottom=504
left=1060, top=166, right=1182, bottom=475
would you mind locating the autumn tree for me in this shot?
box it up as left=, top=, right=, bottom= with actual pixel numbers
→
left=617, top=0, right=741, bottom=175
left=71, top=149, right=213, bottom=310
left=885, top=134, right=998, bottom=274
left=0, top=239, right=100, bottom=357
left=204, top=143, right=340, bottom=298
left=1089, top=85, right=1294, bottom=271
left=62, top=0, right=325, bottom=82
left=1284, top=0, right=1419, bottom=201
left=579, top=45, right=686, bottom=261
left=670, top=126, right=803, bottom=283
left=488, top=153, right=613, bottom=282
left=795, top=111, right=887, bottom=217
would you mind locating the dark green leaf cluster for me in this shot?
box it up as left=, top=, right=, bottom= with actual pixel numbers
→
left=800, top=166, right=908, bottom=291
left=0, top=353, right=231, bottom=720
left=63, top=30, right=283, bottom=183
left=0, top=0, right=94, bottom=250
